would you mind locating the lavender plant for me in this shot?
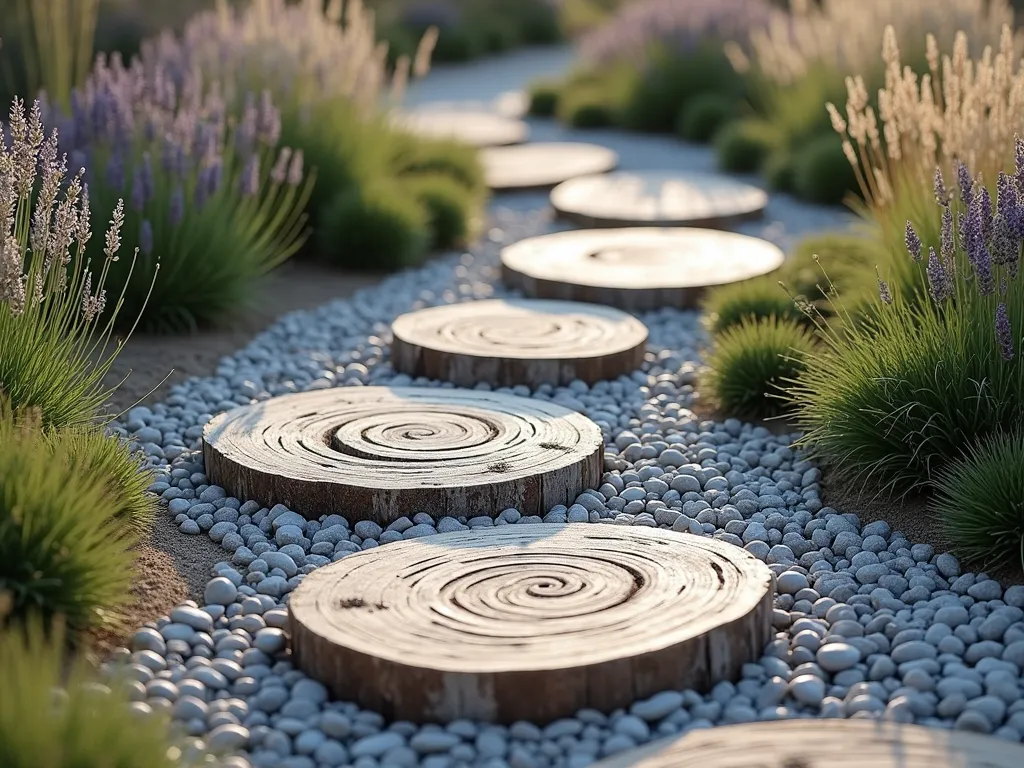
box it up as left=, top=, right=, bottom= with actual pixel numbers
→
left=829, top=24, right=1024, bottom=301
left=146, top=0, right=479, bottom=269
left=788, top=148, right=1024, bottom=500
left=0, top=98, right=142, bottom=427
left=51, top=53, right=312, bottom=332
left=579, top=0, right=770, bottom=65
left=723, top=1, right=1019, bottom=202
left=563, top=0, right=770, bottom=134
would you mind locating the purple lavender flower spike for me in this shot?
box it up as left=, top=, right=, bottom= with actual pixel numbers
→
left=270, top=147, right=292, bottom=185
left=139, top=218, right=154, bottom=256
left=169, top=185, right=184, bottom=227
left=205, top=156, right=223, bottom=199
left=241, top=155, right=260, bottom=197
left=257, top=90, right=281, bottom=146
left=996, top=303, right=1015, bottom=361
left=877, top=277, right=892, bottom=305
left=287, top=149, right=304, bottom=187
left=991, top=214, right=1018, bottom=267
left=941, top=205, right=954, bottom=264
left=927, top=247, right=950, bottom=302
left=934, top=166, right=949, bottom=205
left=1015, top=135, right=1024, bottom=192
left=141, top=151, right=154, bottom=205
left=106, top=149, right=125, bottom=191
left=979, top=186, right=994, bottom=243
left=956, top=160, right=973, bottom=204
left=905, top=221, right=922, bottom=262
left=966, top=196, right=997, bottom=296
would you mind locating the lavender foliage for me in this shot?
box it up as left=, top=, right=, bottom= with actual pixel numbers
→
left=579, top=0, right=772, bottom=65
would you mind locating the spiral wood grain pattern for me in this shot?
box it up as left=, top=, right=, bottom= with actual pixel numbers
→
left=391, top=299, right=649, bottom=388
left=501, top=228, right=786, bottom=311
left=592, top=719, right=1024, bottom=767
left=550, top=171, right=768, bottom=229
left=288, top=525, right=775, bottom=723
left=202, top=387, right=604, bottom=524
left=481, top=143, right=619, bottom=191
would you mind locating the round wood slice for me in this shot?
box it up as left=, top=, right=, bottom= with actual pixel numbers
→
left=392, top=109, right=529, bottom=147
left=550, top=171, right=768, bottom=229
left=501, top=228, right=786, bottom=311
left=591, top=719, right=1024, bottom=768
left=481, top=143, right=619, bottom=191
left=288, top=525, right=775, bottom=723
left=390, top=299, right=649, bottom=388
left=202, top=387, right=603, bottom=524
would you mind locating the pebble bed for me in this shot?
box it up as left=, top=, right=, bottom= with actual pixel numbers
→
left=105, top=205, right=1024, bottom=768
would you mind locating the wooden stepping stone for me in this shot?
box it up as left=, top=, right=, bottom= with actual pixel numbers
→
left=501, top=228, right=786, bottom=311
left=202, top=387, right=603, bottom=524
left=288, top=525, right=775, bottom=723
left=482, top=142, right=618, bottom=191
left=591, top=719, right=1024, bottom=767
left=391, top=298, right=648, bottom=388
left=392, top=109, right=529, bottom=147
left=550, top=170, right=768, bottom=229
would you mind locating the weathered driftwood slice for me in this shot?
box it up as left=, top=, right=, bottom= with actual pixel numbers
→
left=501, top=227, right=785, bottom=311
left=391, top=109, right=529, bottom=147
left=289, top=525, right=775, bottom=723
left=203, top=387, right=603, bottom=524
left=481, top=143, right=619, bottom=191
left=592, top=719, right=1024, bottom=768
left=550, top=171, right=768, bottom=229
left=391, top=298, right=649, bottom=388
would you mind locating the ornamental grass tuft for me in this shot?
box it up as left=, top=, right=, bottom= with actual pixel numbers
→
left=789, top=147, right=1024, bottom=499
left=725, top=0, right=1018, bottom=202
left=932, top=430, right=1024, bottom=571
left=0, top=0, right=99, bottom=110
left=0, top=614, right=183, bottom=768
left=318, top=178, right=431, bottom=271
left=702, top=278, right=808, bottom=337
left=0, top=399, right=139, bottom=640
left=0, top=98, right=141, bottom=427
left=701, top=315, right=817, bottom=421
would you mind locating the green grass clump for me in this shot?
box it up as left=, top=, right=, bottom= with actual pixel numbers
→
left=0, top=99, right=143, bottom=429
left=702, top=278, right=809, bottom=337
left=701, top=315, right=817, bottom=421
left=58, top=427, right=157, bottom=535
left=0, top=615, right=183, bottom=767
left=762, top=150, right=795, bottom=194
left=676, top=93, right=737, bottom=144
left=565, top=98, right=617, bottom=128
left=932, top=431, right=1024, bottom=571
left=792, top=133, right=859, bottom=206
left=0, top=403, right=139, bottom=639
left=715, top=118, right=777, bottom=173
left=619, top=44, right=743, bottom=134
left=784, top=232, right=881, bottom=314
left=406, top=173, right=479, bottom=250
left=528, top=81, right=561, bottom=116
left=389, top=134, right=488, bottom=200
left=319, top=179, right=431, bottom=271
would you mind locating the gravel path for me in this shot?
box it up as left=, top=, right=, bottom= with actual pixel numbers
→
left=106, top=46, right=1024, bottom=768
